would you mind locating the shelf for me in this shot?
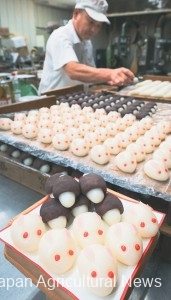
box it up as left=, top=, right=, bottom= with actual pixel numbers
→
left=107, top=8, right=171, bottom=18
left=0, top=153, right=48, bottom=195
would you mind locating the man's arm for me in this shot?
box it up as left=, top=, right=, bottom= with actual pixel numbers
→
left=64, top=61, right=134, bottom=86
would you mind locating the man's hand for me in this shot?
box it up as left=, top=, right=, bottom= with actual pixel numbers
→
left=107, top=67, right=134, bottom=86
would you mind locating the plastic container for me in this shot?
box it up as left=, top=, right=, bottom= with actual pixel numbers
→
left=11, top=72, right=21, bottom=102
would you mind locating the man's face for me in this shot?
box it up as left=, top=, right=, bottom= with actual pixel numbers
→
left=73, top=9, right=102, bottom=40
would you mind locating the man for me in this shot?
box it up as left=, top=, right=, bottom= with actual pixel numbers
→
left=38, top=0, right=134, bottom=94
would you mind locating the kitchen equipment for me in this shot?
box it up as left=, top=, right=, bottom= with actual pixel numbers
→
left=16, top=74, right=38, bottom=97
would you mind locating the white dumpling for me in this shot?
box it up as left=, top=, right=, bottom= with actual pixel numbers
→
left=106, top=222, right=143, bottom=266
left=153, top=148, right=171, bottom=169
left=72, top=212, right=106, bottom=248
left=77, top=244, right=118, bottom=297
left=144, top=159, right=169, bottom=181
left=38, top=228, right=76, bottom=274
left=59, top=191, right=75, bottom=208
left=86, top=188, right=104, bottom=204
left=48, top=216, right=67, bottom=229
left=122, top=202, right=159, bottom=238
left=90, top=145, right=110, bottom=165
left=70, top=138, right=89, bottom=157
left=10, top=214, right=46, bottom=252
left=115, top=151, right=137, bottom=173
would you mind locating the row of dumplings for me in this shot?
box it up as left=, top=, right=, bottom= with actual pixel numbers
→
left=128, top=80, right=171, bottom=98
left=0, top=103, right=171, bottom=181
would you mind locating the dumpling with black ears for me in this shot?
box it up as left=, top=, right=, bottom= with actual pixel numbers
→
left=40, top=197, right=70, bottom=229
left=95, top=193, right=124, bottom=225
left=71, top=194, right=91, bottom=217
left=44, top=173, right=65, bottom=195
left=52, top=174, right=80, bottom=208
left=79, top=173, right=107, bottom=204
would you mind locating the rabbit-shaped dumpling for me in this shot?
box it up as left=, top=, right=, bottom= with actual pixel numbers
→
left=10, top=214, right=46, bottom=252
left=106, top=222, right=143, bottom=266
left=122, top=202, right=159, bottom=238
left=38, top=228, right=76, bottom=274
left=77, top=244, right=118, bottom=297
left=72, top=212, right=106, bottom=248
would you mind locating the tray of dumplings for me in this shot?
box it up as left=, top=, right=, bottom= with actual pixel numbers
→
left=117, top=79, right=171, bottom=102
left=1, top=91, right=171, bottom=201
left=0, top=173, right=165, bottom=300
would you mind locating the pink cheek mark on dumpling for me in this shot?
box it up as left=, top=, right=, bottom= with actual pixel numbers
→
left=121, top=245, right=127, bottom=252
left=152, top=218, right=157, bottom=223
left=108, top=271, right=115, bottom=279
left=68, top=249, right=74, bottom=256
left=140, top=222, right=145, bottom=228
left=91, top=271, right=97, bottom=278
left=83, top=231, right=89, bottom=237
left=135, top=244, right=141, bottom=251
left=98, top=229, right=103, bottom=235
left=54, top=254, right=60, bottom=261
left=23, top=232, right=29, bottom=239
left=37, top=229, right=42, bottom=236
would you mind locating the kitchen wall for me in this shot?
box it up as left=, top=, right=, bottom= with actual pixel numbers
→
left=0, top=0, right=110, bottom=56
left=0, top=0, right=71, bottom=50
left=0, top=0, right=171, bottom=67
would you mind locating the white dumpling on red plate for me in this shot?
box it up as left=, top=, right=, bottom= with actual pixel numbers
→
left=122, top=202, right=159, bottom=238
left=106, top=222, right=143, bottom=266
left=10, top=214, right=46, bottom=252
